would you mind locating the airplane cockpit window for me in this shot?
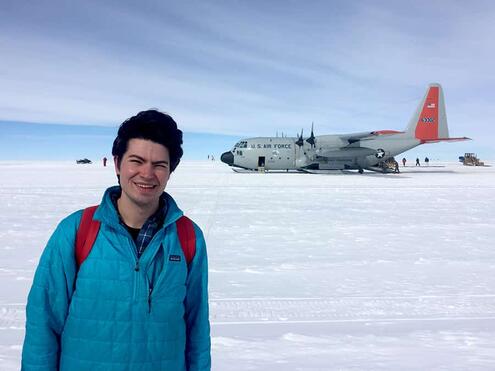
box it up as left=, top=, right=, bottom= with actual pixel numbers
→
left=233, top=141, right=247, bottom=151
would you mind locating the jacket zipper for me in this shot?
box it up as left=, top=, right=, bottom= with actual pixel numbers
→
left=121, top=226, right=164, bottom=308
left=133, top=260, right=140, bottom=301
left=148, top=286, right=153, bottom=313
left=140, top=231, right=165, bottom=313
left=120, top=231, right=138, bottom=301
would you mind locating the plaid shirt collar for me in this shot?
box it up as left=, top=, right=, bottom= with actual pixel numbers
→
left=110, top=187, right=168, bottom=258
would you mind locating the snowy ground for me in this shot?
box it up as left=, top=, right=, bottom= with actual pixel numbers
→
left=1, top=160, right=495, bottom=370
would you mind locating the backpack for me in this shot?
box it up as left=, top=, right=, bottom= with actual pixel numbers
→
left=75, top=205, right=196, bottom=269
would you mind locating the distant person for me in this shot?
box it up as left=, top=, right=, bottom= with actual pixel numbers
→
left=402, top=157, right=407, bottom=167
left=425, top=157, right=430, bottom=166
left=102, top=156, right=107, bottom=167
left=416, top=157, right=420, bottom=166
left=22, top=110, right=211, bottom=370
left=394, top=160, right=400, bottom=173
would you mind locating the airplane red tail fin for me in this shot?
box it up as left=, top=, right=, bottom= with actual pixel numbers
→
left=406, top=83, right=444, bottom=140
left=416, top=84, right=441, bottom=140
left=405, top=83, right=469, bottom=143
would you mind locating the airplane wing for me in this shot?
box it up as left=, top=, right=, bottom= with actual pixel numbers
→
left=340, top=130, right=403, bottom=144
left=339, top=131, right=374, bottom=144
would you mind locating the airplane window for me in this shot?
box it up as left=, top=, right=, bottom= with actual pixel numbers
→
left=233, top=141, right=247, bottom=150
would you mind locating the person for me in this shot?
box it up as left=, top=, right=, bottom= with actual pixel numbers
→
left=22, top=110, right=211, bottom=370
left=402, top=157, right=406, bottom=167
left=102, top=156, right=108, bottom=167
left=416, top=157, right=420, bottom=166
left=394, top=159, right=400, bottom=173
left=425, top=156, right=430, bottom=166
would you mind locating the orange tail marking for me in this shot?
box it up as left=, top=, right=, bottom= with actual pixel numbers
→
left=415, top=86, right=439, bottom=140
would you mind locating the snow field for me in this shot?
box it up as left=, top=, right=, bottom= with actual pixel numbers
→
left=1, top=160, right=495, bottom=370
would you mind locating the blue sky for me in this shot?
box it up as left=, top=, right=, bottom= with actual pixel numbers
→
left=0, top=120, right=239, bottom=160
left=0, top=0, right=493, bottom=160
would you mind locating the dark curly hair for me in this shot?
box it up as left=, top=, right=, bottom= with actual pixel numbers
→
left=112, top=110, right=183, bottom=172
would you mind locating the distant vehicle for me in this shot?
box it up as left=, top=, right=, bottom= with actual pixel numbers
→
left=459, top=153, right=485, bottom=166
left=221, top=83, right=470, bottom=173
left=76, top=158, right=92, bottom=164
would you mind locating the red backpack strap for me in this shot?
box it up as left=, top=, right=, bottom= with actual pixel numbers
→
left=176, top=216, right=196, bottom=265
left=75, top=205, right=101, bottom=268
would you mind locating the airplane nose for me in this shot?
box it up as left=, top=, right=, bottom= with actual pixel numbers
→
left=221, top=151, right=234, bottom=166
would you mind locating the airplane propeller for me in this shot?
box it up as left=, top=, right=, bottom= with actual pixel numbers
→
left=295, top=129, right=304, bottom=147
left=306, top=122, right=316, bottom=147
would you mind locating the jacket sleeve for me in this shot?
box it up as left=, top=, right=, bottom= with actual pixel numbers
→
left=21, top=213, right=79, bottom=370
left=184, top=224, right=211, bottom=371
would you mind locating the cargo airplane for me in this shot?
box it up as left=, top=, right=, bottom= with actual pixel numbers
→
left=220, top=83, right=469, bottom=173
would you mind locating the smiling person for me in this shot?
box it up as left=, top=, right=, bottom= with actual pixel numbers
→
left=22, top=110, right=211, bottom=371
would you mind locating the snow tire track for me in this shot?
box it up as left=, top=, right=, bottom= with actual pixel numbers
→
left=4, top=296, right=495, bottom=328
left=210, top=295, right=495, bottom=324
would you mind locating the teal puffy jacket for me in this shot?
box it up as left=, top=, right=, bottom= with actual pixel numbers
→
left=22, top=187, right=211, bottom=370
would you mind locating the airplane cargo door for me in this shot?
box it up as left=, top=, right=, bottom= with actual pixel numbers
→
left=258, top=156, right=265, bottom=167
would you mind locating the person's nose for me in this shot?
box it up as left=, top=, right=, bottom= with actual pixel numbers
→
left=140, top=163, right=154, bottom=179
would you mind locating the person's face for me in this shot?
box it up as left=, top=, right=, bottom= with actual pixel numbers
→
left=115, top=138, right=170, bottom=210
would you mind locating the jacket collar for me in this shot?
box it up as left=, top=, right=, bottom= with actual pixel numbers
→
left=94, top=186, right=183, bottom=230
